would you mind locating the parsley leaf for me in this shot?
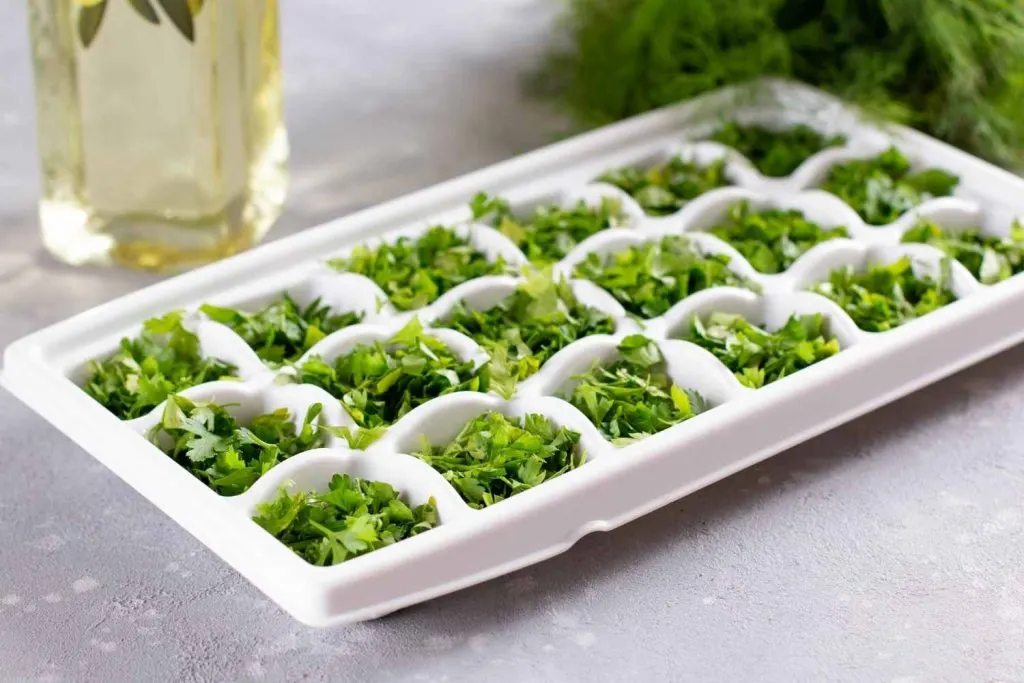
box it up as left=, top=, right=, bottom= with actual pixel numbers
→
left=253, top=473, right=438, bottom=566
left=707, top=200, right=849, bottom=274
left=414, top=411, right=583, bottom=508
left=84, top=311, right=236, bottom=420
left=321, top=424, right=389, bottom=450
left=687, top=312, right=840, bottom=388
left=564, top=335, right=706, bottom=445
left=901, top=219, right=1024, bottom=285
left=597, top=156, right=730, bottom=216
left=572, top=235, right=757, bottom=318
left=469, top=192, right=629, bottom=265
left=297, top=318, right=490, bottom=428
left=810, top=257, right=956, bottom=332
left=200, top=294, right=362, bottom=366
left=709, top=122, right=846, bottom=177
left=441, top=271, right=616, bottom=383
left=150, top=396, right=327, bottom=496
left=820, top=147, right=959, bottom=225
left=326, top=226, right=511, bottom=311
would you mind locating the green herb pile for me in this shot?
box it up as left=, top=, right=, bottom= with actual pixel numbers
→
left=200, top=294, right=362, bottom=366
left=707, top=200, right=849, bottom=274
left=149, top=396, right=326, bottom=496
left=565, top=335, right=705, bottom=445
left=297, top=319, right=489, bottom=428
left=597, top=156, right=730, bottom=216
left=414, top=411, right=583, bottom=508
left=543, top=0, right=1024, bottom=167
left=901, top=219, right=1024, bottom=285
left=253, top=474, right=438, bottom=567
left=572, top=235, right=754, bottom=318
left=687, top=312, right=840, bottom=388
left=709, top=122, right=845, bottom=177
left=820, top=147, right=958, bottom=225
left=470, top=192, right=628, bottom=265
left=810, top=257, right=956, bottom=332
left=326, top=227, right=510, bottom=311
left=84, top=311, right=236, bottom=420
left=442, top=272, right=616, bottom=383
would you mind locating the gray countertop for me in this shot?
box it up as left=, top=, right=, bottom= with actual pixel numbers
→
left=2, top=2, right=1024, bottom=682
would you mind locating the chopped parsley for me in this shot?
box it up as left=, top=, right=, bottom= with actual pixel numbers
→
left=565, top=335, right=706, bottom=445
left=322, top=424, right=389, bottom=451
left=441, top=272, right=616, bottom=382
left=597, top=156, right=730, bottom=216
left=572, top=235, right=755, bottom=318
left=686, top=312, right=840, bottom=388
left=901, top=219, right=1024, bottom=285
left=200, top=294, right=362, bottom=366
left=326, top=226, right=510, bottom=311
left=810, top=257, right=956, bottom=332
left=707, top=200, right=849, bottom=274
left=414, top=411, right=583, bottom=508
left=149, top=396, right=326, bottom=496
left=254, top=474, right=438, bottom=567
left=709, top=122, right=846, bottom=177
left=84, top=311, right=236, bottom=420
left=469, top=192, right=629, bottom=266
left=820, top=147, right=959, bottom=225
left=297, top=318, right=490, bottom=428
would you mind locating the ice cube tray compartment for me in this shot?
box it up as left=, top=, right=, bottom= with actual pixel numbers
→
left=647, top=287, right=864, bottom=351
left=238, top=447, right=474, bottom=523
left=7, top=79, right=1024, bottom=626
left=376, top=392, right=607, bottom=465
left=127, top=381, right=348, bottom=441
left=317, top=220, right=531, bottom=322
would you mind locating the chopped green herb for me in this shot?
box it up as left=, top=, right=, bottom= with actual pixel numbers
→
left=442, top=272, right=616, bottom=383
left=709, top=122, right=846, bottom=177
left=597, top=156, right=730, bottom=216
left=901, top=219, right=1024, bottom=285
left=200, top=294, right=362, bottom=366
left=810, top=257, right=956, bottom=332
left=820, top=147, right=959, bottom=225
left=572, top=235, right=755, bottom=318
left=253, top=474, right=438, bottom=567
left=297, top=318, right=489, bottom=428
left=687, top=312, right=840, bottom=388
left=326, top=226, right=510, bottom=311
left=149, top=396, right=326, bottom=496
left=322, top=425, right=389, bottom=451
left=414, top=411, right=583, bottom=509
left=707, top=200, right=849, bottom=274
left=565, top=335, right=706, bottom=445
left=84, top=311, right=236, bottom=420
left=469, top=192, right=629, bottom=265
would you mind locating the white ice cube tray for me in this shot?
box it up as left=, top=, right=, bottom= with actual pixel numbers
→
left=6, top=80, right=1024, bottom=627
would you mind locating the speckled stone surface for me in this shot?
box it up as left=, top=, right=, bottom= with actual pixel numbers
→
left=2, top=2, right=1024, bottom=682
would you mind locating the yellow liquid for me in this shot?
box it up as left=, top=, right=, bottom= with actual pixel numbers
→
left=28, top=0, right=287, bottom=272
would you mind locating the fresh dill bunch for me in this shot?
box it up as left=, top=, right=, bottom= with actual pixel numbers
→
left=542, top=0, right=1024, bottom=166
